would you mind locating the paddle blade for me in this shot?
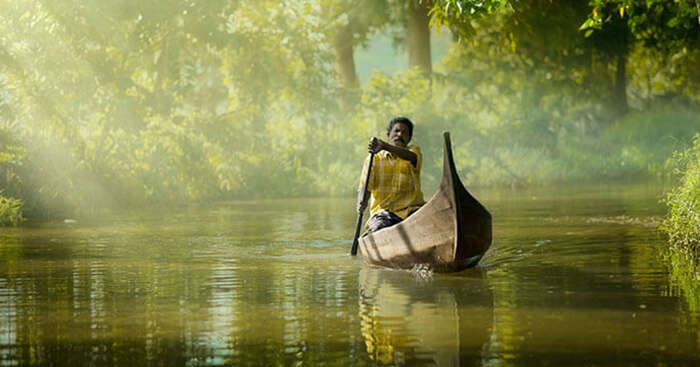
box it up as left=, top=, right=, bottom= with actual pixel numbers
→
left=350, top=212, right=363, bottom=256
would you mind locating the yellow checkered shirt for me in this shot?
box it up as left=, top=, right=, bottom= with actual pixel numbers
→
left=359, top=145, right=426, bottom=219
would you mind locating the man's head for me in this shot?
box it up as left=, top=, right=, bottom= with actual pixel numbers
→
left=386, top=117, right=413, bottom=147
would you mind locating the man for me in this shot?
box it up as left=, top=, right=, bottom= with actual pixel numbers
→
left=356, top=117, right=426, bottom=232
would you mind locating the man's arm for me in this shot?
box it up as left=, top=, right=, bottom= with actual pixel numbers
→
left=369, top=137, right=418, bottom=167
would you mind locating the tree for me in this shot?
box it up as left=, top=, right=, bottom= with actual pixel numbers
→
left=321, top=0, right=390, bottom=109
left=407, top=0, right=433, bottom=74
left=0, top=0, right=343, bottom=214
left=581, top=0, right=700, bottom=106
left=581, top=1, right=632, bottom=114
left=582, top=0, right=699, bottom=48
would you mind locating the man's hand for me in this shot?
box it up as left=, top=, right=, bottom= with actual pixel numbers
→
left=356, top=199, right=367, bottom=214
left=368, top=137, right=386, bottom=154
left=357, top=189, right=369, bottom=214
left=368, top=136, right=418, bottom=167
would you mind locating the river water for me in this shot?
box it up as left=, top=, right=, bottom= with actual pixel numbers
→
left=0, top=182, right=698, bottom=366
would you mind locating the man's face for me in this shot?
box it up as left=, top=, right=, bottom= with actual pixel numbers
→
left=387, top=122, right=411, bottom=147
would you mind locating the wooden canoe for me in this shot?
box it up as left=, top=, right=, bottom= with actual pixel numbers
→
left=359, top=132, right=492, bottom=272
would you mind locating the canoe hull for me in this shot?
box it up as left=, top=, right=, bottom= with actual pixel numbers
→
left=359, top=132, right=492, bottom=272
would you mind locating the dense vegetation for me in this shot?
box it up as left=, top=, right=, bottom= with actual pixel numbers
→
left=662, top=135, right=700, bottom=279
left=0, top=0, right=698, bottom=224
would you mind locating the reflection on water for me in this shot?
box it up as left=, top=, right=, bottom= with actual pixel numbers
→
left=359, top=268, right=492, bottom=366
left=0, top=184, right=699, bottom=366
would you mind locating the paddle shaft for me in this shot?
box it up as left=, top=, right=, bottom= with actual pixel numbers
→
left=351, top=152, right=374, bottom=256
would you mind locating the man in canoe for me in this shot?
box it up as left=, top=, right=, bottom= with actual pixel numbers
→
left=356, top=117, right=426, bottom=232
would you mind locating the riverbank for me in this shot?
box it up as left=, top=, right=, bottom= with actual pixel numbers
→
left=661, top=134, right=700, bottom=291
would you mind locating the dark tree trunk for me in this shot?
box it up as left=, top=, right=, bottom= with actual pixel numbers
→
left=614, top=51, right=628, bottom=115
left=332, top=23, right=359, bottom=89
left=406, top=2, right=432, bottom=74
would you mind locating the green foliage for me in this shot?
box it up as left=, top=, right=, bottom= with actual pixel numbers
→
left=661, top=134, right=700, bottom=264
left=0, top=128, right=25, bottom=190
left=0, top=0, right=339, bottom=209
left=582, top=0, right=699, bottom=49
left=0, top=128, right=26, bottom=225
left=580, top=0, right=700, bottom=104
left=601, top=105, right=700, bottom=176
left=0, top=131, right=25, bottom=226
left=0, top=0, right=698, bottom=223
left=0, top=193, right=23, bottom=226
left=428, top=0, right=506, bottom=40
left=662, top=134, right=700, bottom=313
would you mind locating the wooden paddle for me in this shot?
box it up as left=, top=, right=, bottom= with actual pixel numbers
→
left=351, top=152, right=374, bottom=256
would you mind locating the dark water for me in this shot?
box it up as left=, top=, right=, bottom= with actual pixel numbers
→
left=0, top=183, right=698, bottom=366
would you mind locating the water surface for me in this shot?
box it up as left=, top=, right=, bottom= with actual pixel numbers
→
left=0, top=182, right=698, bottom=366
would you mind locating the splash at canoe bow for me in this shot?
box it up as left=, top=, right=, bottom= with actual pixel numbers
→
left=358, top=132, right=492, bottom=272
